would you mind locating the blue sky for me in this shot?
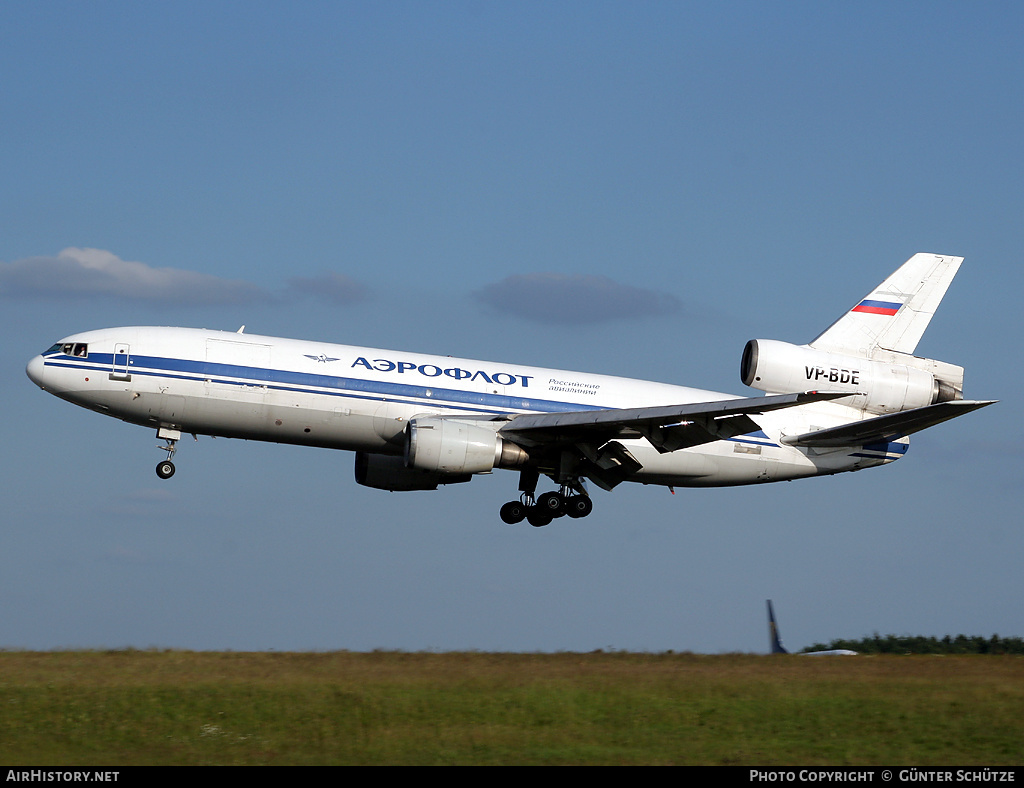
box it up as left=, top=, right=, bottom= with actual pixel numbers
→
left=2, top=2, right=1021, bottom=652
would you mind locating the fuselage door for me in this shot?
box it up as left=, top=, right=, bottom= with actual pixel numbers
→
left=110, top=343, right=131, bottom=381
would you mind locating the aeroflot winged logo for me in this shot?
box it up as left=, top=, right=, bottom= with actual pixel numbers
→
left=304, top=354, right=341, bottom=363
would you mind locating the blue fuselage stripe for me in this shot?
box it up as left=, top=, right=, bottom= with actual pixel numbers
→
left=43, top=353, right=607, bottom=416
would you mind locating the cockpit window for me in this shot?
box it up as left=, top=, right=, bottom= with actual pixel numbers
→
left=48, top=342, right=88, bottom=357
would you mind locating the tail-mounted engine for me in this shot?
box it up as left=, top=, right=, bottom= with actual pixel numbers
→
left=740, top=339, right=964, bottom=415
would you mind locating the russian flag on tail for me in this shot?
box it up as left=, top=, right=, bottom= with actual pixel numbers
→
left=852, top=299, right=901, bottom=316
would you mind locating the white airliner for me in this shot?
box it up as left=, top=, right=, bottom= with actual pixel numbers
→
left=26, top=253, right=993, bottom=526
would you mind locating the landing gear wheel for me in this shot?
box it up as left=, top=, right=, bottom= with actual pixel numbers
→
left=156, top=460, right=176, bottom=480
left=537, top=491, right=565, bottom=517
left=565, top=495, right=593, bottom=518
left=500, top=500, right=527, bottom=524
left=526, top=507, right=553, bottom=527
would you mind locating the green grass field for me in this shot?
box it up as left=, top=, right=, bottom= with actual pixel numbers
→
left=0, top=650, right=1020, bottom=765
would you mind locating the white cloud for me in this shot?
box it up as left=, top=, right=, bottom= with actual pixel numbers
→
left=0, top=247, right=270, bottom=305
left=473, top=272, right=681, bottom=325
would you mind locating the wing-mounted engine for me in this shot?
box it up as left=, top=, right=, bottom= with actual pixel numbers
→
left=740, top=339, right=964, bottom=415
left=404, top=417, right=530, bottom=475
left=354, top=452, right=471, bottom=491
left=355, top=417, right=530, bottom=492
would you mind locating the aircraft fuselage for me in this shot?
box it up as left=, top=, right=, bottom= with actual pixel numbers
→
left=26, top=325, right=892, bottom=491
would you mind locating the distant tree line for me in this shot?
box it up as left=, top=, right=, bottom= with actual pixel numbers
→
left=801, top=634, right=1024, bottom=655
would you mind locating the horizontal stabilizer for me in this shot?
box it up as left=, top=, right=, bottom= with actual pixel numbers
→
left=782, top=399, right=996, bottom=448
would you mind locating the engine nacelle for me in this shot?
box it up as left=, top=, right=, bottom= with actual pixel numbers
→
left=740, top=339, right=963, bottom=415
left=354, top=451, right=470, bottom=491
left=404, top=417, right=529, bottom=475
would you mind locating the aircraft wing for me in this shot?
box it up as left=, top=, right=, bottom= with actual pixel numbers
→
left=499, top=390, right=853, bottom=454
left=781, top=399, right=996, bottom=448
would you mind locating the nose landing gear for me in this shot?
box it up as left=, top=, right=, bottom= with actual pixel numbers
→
left=155, top=426, right=181, bottom=480
left=156, top=439, right=177, bottom=479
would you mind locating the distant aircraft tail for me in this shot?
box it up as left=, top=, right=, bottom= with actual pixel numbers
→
left=766, top=600, right=859, bottom=656
left=809, top=253, right=963, bottom=358
left=767, top=599, right=788, bottom=654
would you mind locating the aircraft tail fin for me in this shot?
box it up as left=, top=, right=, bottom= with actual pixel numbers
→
left=810, top=253, right=963, bottom=358
left=767, top=599, right=788, bottom=654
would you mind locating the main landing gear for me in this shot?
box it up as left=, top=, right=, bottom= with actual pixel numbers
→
left=499, top=488, right=594, bottom=527
left=499, top=469, right=594, bottom=526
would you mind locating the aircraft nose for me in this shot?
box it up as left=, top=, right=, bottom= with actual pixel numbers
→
left=26, top=354, right=47, bottom=389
